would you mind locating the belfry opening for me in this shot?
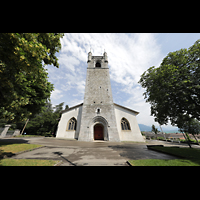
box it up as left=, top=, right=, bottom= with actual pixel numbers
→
left=95, top=61, right=101, bottom=68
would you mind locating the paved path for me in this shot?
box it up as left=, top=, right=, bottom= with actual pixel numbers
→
left=2, top=137, right=197, bottom=166
left=11, top=138, right=128, bottom=166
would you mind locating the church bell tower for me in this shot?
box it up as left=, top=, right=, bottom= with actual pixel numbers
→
left=78, top=51, right=120, bottom=141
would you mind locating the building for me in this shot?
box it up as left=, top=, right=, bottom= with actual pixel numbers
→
left=56, top=51, right=144, bottom=142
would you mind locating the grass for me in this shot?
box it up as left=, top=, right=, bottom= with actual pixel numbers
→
left=149, top=146, right=200, bottom=160
left=129, top=159, right=199, bottom=166
left=129, top=146, right=200, bottom=166
left=0, top=143, right=42, bottom=155
left=13, top=135, right=43, bottom=138
left=0, top=159, right=59, bottom=166
left=0, top=141, right=59, bottom=166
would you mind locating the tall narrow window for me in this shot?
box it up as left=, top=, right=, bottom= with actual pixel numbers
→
left=96, top=108, right=101, bottom=114
left=67, top=117, right=77, bottom=131
left=121, top=118, right=131, bottom=130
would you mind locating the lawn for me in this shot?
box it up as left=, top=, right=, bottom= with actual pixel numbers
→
left=129, top=146, right=200, bottom=166
left=13, top=135, right=43, bottom=138
left=0, top=143, right=42, bottom=154
left=129, top=159, right=199, bottom=166
left=0, top=142, right=59, bottom=166
left=0, top=159, right=59, bottom=166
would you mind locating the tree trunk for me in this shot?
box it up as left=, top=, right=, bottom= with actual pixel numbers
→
left=193, top=134, right=199, bottom=145
left=20, top=119, right=29, bottom=135
left=159, top=124, right=166, bottom=141
left=182, top=132, right=192, bottom=148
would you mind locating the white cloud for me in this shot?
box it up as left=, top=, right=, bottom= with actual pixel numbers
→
left=107, top=33, right=163, bottom=85
left=58, top=54, right=80, bottom=73
left=59, top=33, right=163, bottom=86
left=51, top=89, right=63, bottom=100
left=68, top=98, right=83, bottom=107
left=48, top=33, right=167, bottom=126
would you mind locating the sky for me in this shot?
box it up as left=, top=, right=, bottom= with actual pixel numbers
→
left=45, top=33, right=200, bottom=129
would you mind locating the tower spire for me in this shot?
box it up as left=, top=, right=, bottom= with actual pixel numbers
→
left=88, top=48, right=92, bottom=62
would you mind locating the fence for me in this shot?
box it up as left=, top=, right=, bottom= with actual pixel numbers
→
left=143, top=132, right=200, bottom=144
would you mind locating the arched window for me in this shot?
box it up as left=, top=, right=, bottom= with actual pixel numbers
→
left=121, top=118, right=131, bottom=130
left=95, top=61, right=101, bottom=68
left=67, top=117, right=77, bottom=131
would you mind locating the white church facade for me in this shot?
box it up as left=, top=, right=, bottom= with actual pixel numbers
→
left=56, top=51, right=144, bottom=142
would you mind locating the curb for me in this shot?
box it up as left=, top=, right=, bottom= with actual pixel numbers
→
left=126, top=161, right=132, bottom=166
left=54, top=160, right=63, bottom=166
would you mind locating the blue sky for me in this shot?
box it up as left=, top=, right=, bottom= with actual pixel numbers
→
left=45, top=33, right=200, bottom=129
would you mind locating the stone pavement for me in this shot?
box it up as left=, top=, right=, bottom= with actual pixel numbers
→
left=2, top=137, right=198, bottom=166
left=10, top=139, right=128, bottom=166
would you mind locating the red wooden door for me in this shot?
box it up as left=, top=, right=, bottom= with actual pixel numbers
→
left=94, top=124, right=104, bottom=140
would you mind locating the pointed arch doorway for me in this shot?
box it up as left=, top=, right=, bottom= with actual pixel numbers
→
left=94, top=124, right=104, bottom=140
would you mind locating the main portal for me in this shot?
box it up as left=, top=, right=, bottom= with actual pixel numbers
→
left=94, top=124, right=104, bottom=140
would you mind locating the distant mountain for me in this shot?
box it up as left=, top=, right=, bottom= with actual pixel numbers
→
left=138, top=124, right=179, bottom=133
left=138, top=124, right=152, bottom=131
left=159, top=126, right=179, bottom=133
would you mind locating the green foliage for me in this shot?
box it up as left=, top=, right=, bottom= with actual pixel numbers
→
left=156, top=136, right=165, bottom=140
left=0, top=118, right=17, bottom=130
left=18, top=101, right=66, bottom=136
left=179, top=118, right=200, bottom=136
left=139, top=39, right=200, bottom=127
left=151, top=124, right=159, bottom=134
left=0, top=33, right=64, bottom=123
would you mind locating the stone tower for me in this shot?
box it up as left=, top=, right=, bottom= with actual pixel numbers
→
left=78, top=51, right=120, bottom=141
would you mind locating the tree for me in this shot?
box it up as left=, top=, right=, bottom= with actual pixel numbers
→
left=65, top=105, right=69, bottom=110
left=138, top=39, right=200, bottom=128
left=17, top=101, right=66, bottom=136
left=151, top=124, right=159, bottom=134
left=179, top=118, right=200, bottom=144
left=0, top=33, right=64, bottom=122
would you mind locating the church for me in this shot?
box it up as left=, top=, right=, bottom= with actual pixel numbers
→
left=56, top=51, right=144, bottom=142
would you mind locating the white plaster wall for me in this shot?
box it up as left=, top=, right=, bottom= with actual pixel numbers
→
left=114, top=105, right=144, bottom=142
left=56, top=105, right=82, bottom=139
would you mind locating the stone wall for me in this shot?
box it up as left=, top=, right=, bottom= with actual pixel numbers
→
left=114, top=105, right=144, bottom=142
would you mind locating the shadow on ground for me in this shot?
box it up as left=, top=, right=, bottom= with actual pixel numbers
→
left=53, top=151, right=76, bottom=166
left=0, top=138, right=29, bottom=145
left=0, top=138, right=29, bottom=165
left=108, top=144, right=179, bottom=160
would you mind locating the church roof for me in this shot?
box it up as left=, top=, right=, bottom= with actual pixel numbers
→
left=60, top=102, right=139, bottom=115
left=114, top=103, right=139, bottom=115
left=60, top=103, right=83, bottom=114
